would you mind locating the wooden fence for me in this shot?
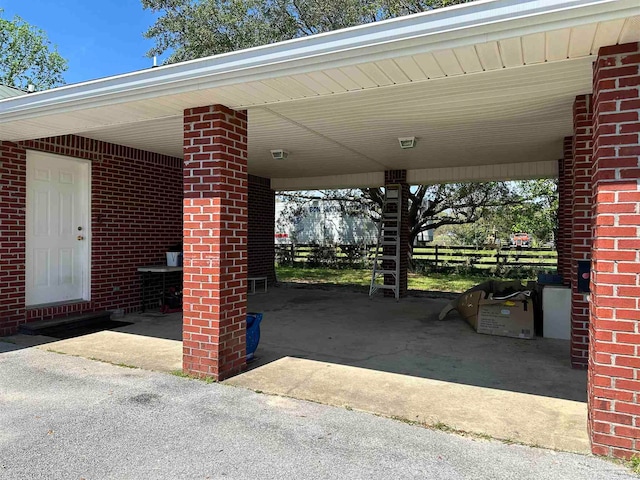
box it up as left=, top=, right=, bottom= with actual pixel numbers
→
left=275, top=243, right=557, bottom=271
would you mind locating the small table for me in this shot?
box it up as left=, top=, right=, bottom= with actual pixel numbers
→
left=138, top=266, right=183, bottom=312
left=248, top=277, right=268, bottom=295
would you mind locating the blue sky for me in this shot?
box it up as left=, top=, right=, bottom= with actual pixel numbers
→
left=2, top=1, right=165, bottom=85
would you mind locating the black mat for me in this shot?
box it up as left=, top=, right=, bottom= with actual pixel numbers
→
left=38, top=320, right=133, bottom=340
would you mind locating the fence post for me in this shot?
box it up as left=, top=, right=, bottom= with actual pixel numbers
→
left=290, top=244, right=295, bottom=266
left=435, top=245, right=439, bottom=271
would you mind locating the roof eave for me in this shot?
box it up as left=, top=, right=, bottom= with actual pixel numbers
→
left=0, top=0, right=637, bottom=125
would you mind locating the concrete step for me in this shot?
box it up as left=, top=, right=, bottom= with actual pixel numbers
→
left=18, top=311, right=112, bottom=336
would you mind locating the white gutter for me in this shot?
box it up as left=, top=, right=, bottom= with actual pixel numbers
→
left=0, top=0, right=637, bottom=125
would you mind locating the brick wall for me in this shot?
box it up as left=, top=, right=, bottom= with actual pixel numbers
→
left=571, top=95, right=594, bottom=369
left=0, top=143, right=27, bottom=335
left=248, top=175, right=276, bottom=284
left=0, top=136, right=183, bottom=336
left=182, top=104, right=248, bottom=380
left=557, top=137, right=574, bottom=285
left=589, top=42, right=640, bottom=459
left=384, top=170, right=409, bottom=298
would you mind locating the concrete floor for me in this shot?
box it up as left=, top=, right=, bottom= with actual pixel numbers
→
left=3, top=284, right=589, bottom=452
left=248, top=285, right=587, bottom=403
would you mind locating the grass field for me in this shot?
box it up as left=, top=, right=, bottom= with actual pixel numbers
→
left=275, top=266, right=530, bottom=293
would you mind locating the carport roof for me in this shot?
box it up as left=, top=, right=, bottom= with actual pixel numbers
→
left=0, top=0, right=639, bottom=189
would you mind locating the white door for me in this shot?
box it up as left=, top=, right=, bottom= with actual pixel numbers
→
left=26, top=151, right=90, bottom=306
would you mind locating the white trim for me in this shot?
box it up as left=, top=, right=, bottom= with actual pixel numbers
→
left=272, top=161, right=558, bottom=190
left=84, top=159, right=92, bottom=302
left=0, top=0, right=637, bottom=125
left=407, top=160, right=558, bottom=184
left=272, top=172, right=385, bottom=190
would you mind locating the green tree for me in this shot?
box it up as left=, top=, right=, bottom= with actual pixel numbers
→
left=278, top=181, right=526, bottom=252
left=142, top=0, right=474, bottom=63
left=363, top=182, right=518, bottom=248
left=0, top=10, right=67, bottom=90
left=433, top=180, right=559, bottom=247
left=484, top=179, right=558, bottom=245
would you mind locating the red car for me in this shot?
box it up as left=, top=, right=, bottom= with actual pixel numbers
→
left=510, top=232, right=531, bottom=248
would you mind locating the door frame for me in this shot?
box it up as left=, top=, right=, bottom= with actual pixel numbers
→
left=25, top=150, right=92, bottom=306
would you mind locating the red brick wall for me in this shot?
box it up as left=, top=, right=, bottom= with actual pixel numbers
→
left=0, top=136, right=183, bottom=336
left=248, top=175, right=276, bottom=284
left=0, top=143, right=27, bottom=335
left=558, top=137, right=574, bottom=285
left=589, top=42, right=640, bottom=459
left=571, top=95, right=594, bottom=369
left=384, top=170, right=409, bottom=298
left=182, top=104, right=248, bottom=380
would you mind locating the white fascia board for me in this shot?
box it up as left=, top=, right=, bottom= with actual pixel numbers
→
left=272, top=161, right=558, bottom=190
left=272, top=172, right=386, bottom=191
left=0, top=0, right=637, bottom=125
left=407, top=161, right=559, bottom=185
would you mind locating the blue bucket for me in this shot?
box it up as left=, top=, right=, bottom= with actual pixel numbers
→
left=246, top=312, right=263, bottom=361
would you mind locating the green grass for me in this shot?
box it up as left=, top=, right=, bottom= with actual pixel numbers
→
left=88, top=357, right=139, bottom=369
left=170, top=369, right=216, bottom=384
left=276, top=266, right=528, bottom=293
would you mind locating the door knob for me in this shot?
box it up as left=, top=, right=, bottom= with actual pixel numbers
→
left=77, top=235, right=84, bottom=241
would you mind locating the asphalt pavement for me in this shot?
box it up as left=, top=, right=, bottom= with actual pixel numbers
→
left=0, top=342, right=634, bottom=480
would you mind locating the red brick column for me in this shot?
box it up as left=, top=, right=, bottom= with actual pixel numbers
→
left=384, top=170, right=409, bottom=298
left=248, top=175, right=276, bottom=284
left=570, top=94, right=594, bottom=369
left=0, top=142, right=26, bottom=336
left=557, top=137, right=573, bottom=285
left=183, top=105, right=248, bottom=380
left=589, top=42, right=640, bottom=459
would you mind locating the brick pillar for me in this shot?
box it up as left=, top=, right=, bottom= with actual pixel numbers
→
left=589, top=42, right=640, bottom=460
left=558, top=137, right=573, bottom=285
left=384, top=170, right=409, bottom=298
left=570, top=94, right=594, bottom=369
left=182, top=105, right=248, bottom=380
left=248, top=175, right=276, bottom=284
left=0, top=142, right=26, bottom=336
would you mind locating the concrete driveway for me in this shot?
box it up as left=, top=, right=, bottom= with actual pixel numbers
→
left=0, top=342, right=633, bottom=480
left=3, top=285, right=590, bottom=454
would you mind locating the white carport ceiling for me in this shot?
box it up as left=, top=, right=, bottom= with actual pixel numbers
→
left=0, top=1, right=639, bottom=189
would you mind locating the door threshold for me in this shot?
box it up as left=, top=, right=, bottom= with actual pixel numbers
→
left=26, top=299, right=90, bottom=310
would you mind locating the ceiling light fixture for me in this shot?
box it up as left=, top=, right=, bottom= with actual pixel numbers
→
left=270, top=149, right=289, bottom=160
left=398, top=137, right=416, bottom=149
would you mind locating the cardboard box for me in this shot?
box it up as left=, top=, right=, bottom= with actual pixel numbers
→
left=477, top=299, right=534, bottom=339
left=449, top=280, right=534, bottom=339
left=455, top=290, right=483, bottom=330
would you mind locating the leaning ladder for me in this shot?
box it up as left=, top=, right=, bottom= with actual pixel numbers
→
left=369, top=184, right=401, bottom=300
